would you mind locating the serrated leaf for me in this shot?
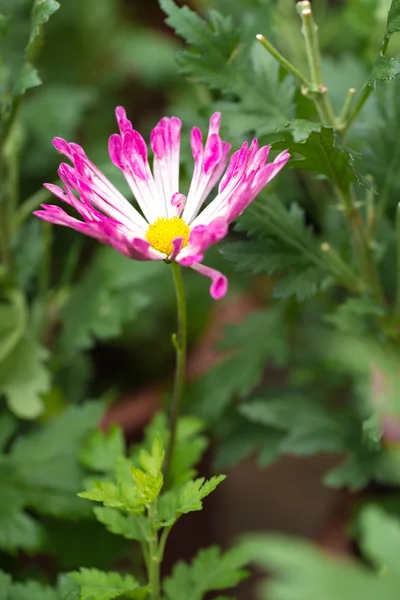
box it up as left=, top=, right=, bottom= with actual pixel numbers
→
left=189, top=309, right=288, bottom=421
left=69, top=568, right=148, bottom=600
left=81, top=437, right=164, bottom=512
left=276, top=127, right=370, bottom=191
left=326, top=296, right=385, bottom=334
left=93, top=507, right=147, bottom=542
left=0, top=333, right=50, bottom=418
left=160, top=0, right=240, bottom=91
left=163, top=546, right=248, bottom=600
left=273, top=267, right=330, bottom=301
left=142, top=413, right=208, bottom=486
left=160, top=0, right=294, bottom=137
left=214, top=414, right=285, bottom=470
left=157, top=475, right=225, bottom=528
left=80, top=425, right=125, bottom=473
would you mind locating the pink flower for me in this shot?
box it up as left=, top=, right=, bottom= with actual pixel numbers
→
left=35, top=108, right=289, bottom=299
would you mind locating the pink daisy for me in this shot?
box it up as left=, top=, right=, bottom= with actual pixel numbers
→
left=35, top=108, right=289, bottom=299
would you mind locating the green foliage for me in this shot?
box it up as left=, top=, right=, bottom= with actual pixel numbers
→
left=189, top=308, right=288, bottom=421
left=0, top=570, right=58, bottom=600
left=142, top=413, right=208, bottom=486
left=0, top=0, right=60, bottom=136
left=80, top=426, right=125, bottom=474
left=222, top=196, right=335, bottom=301
left=158, top=474, right=226, bottom=526
left=370, top=0, right=400, bottom=84
left=93, top=508, right=147, bottom=543
left=59, top=248, right=152, bottom=355
left=160, top=0, right=294, bottom=137
left=241, top=506, right=400, bottom=600
left=277, top=126, right=371, bottom=191
left=69, top=569, right=149, bottom=600
left=163, top=546, right=248, bottom=600
left=0, top=402, right=104, bottom=554
left=80, top=435, right=164, bottom=512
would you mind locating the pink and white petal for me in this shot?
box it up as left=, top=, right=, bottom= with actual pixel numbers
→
left=151, top=116, right=182, bottom=217
left=169, top=236, right=185, bottom=261
left=170, top=192, right=186, bottom=217
left=187, top=262, right=228, bottom=299
left=183, top=113, right=231, bottom=224
left=176, top=218, right=228, bottom=265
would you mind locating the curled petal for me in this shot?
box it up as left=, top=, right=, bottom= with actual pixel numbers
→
left=188, top=262, right=228, bottom=299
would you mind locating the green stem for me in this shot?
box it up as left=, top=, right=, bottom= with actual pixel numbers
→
left=164, top=262, right=187, bottom=483
left=338, top=88, right=356, bottom=124
left=396, top=203, right=400, bottom=317
left=158, top=526, right=172, bottom=563
left=298, top=2, right=336, bottom=126
left=320, top=242, right=366, bottom=293
left=147, top=504, right=160, bottom=600
left=338, top=186, right=385, bottom=304
left=342, top=85, right=372, bottom=133
left=256, top=34, right=311, bottom=88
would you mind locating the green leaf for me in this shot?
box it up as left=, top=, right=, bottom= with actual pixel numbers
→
left=80, top=425, right=125, bottom=473
left=69, top=569, right=149, bottom=600
left=148, top=414, right=208, bottom=487
left=214, top=414, right=285, bottom=470
left=276, top=127, right=370, bottom=191
left=273, top=267, right=331, bottom=301
left=240, top=396, right=349, bottom=456
left=0, top=412, right=17, bottom=450
left=60, top=247, right=151, bottom=355
left=189, top=309, right=288, bottom=421
left=176, top=475, right=226, bottom=514
left=0, top=401, right=105, bottom=553
left=359, top=505, right=400, bottom=572
left=20, top=85, right=97, bottom=173
left=0, top=0, right=60, bottom=131
left=81, top=437, right=164, bottom=512
left=0, top=572, right=58, bottom=600
left=158, top=475, right=225, bottom=528
left=241, top=507, right=400, bottom=600
left=325, top=296, right=385, bottom=334
left=163, top=546, right=248, bottom=600
left=93, top=507, right=147, bottom=542
left=159, top=0, right=240, bottom=91
left=0, top=333, right=50, bottom=418
left=0, top=486, right=45, bottom=554
left=130, top=435, right=164, bottom=505
left=224, top=196, right=334, bottom=301
left=160, top=0, right=294, bottom=137
left=370, top=0, right=400, bottom=84
left=0, top=291, right=26, bottom=363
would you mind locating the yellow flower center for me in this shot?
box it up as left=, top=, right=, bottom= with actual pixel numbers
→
left=146, top=216, right=190, bottom=256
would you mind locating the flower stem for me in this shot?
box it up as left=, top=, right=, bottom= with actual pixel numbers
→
left=342, top=85, right=372, bottom=133
left=147, top=503, right=160, bottom=600
left=164, top=262, right=187, bottom=483
left=396, top=203, right=400, bottom=317
left=337, top=186, right=385, bottom=304
left=255, top=34, right=311, bottom=88
left=298, top=2, right=336, bottom=126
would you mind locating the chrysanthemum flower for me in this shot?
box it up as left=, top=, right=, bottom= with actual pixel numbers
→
left=35, top=108, right=289, bottom=299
